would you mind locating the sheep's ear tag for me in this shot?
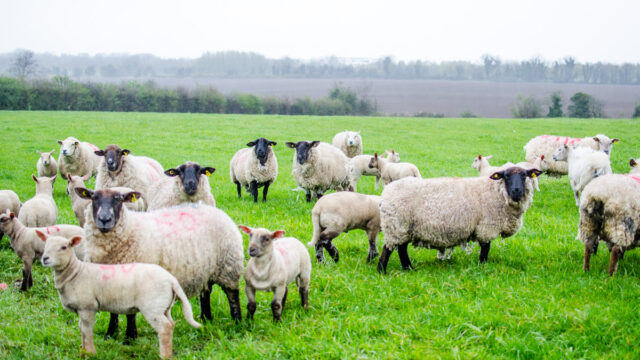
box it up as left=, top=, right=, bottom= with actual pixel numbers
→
left=82, top=190, right=89, bottom=197
left=169, top=170, right=175, bottom=175
left=613, top=139, right=619, bottom=144
left=531, top=173, right=537, bottom=178
left=131, top=194, right=137, bottom=202
left=205, top=170, right=211, bottom=176
left=491, top=173, right=500, bottom=179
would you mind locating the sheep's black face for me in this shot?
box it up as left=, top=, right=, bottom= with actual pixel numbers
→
left=248, top=138, right=276, bottom=166
left=286, top=141, right=320, bottom=165
left=95, top=145, right=129, bottom=172
left=490, top=167, right=542, bottom=203
left=76, top=188, right=140, bottom=233
left=165, top=163, right=215, bottom=196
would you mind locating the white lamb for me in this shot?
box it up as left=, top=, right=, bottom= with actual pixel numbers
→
left=38, top=231, right=201, bottom=359
left=230, top=138, right=278, bottom=202
left=368, top=152, right=421, bottom=186
left=629, top=158, right=640, bottom=175
left=239, top=226, right=311, bottom=321
left=349, top=149, right=400, bottom=191
left=332, top=131, right=363, bottom=158
left=19, top=175, right=57, bottom=227
left=148, top=162, right=216, bottom=210
left=0, top=190, right=21, bottom=240
left=57, top=136, right=101, bottom=178
left=36, top=150, right=58, bottom=177
left=553, top=145, right=612, bottom=206
left=472, top=155, right=515, bottom=177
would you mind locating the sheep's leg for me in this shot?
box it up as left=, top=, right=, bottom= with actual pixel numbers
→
left=78, top=310, right=97, bottom=355
left=234, top=181, right=242, bottom=198
left=281, top=288, right=288, bottom=310
left=366, top=226, right=379, bottom=262
left=377, top=245, right=393, bottom=274
left=305, top=190, right=312, bottom=202
left=20, top=257, right=33, bottom=292
left=316, top=190, right=324, bottom=199
left=142, top=310, right=174, bottom=359
left=124, top=314, right=138, bottom=344
left=246, top=284, right=257, bottom=320
left=324, top=241, right=340, bottom=263
left=271, top=286, right=286, bottom=321
left=314, top=242, right=325, bottom=262
left=262, top=182, right=271, bottom=202
left=199, top=283, right=213, bottom=321
left=574, top=190, right=580, bottom=207
left=105, top=314, right=119, bottom=339
left=374, top=175, right=380, bottom=190
left=592, top=239, right=599, bottom=254
left=397, top=243, right=414, bottom=270
left=221, top=285, right=242, bottom=322
left=608, top=245, right=622, bottom=276
left=479, top=241, right=491, bottom=263
left=250, top=180, right=258, bottom=203
left=299, top=285, right=309, bottom=309
left=584, top=236, right=597, bottom=271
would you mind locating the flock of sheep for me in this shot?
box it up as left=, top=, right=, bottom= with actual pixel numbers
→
left=0, top=130, right=637, bottom=358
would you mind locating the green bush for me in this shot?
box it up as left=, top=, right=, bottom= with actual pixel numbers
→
left=511, top=95, right=542, bottom=118
left=568, top=92, right=605, bottom=118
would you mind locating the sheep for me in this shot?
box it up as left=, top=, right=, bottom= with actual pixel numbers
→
left=377, top=166, right=542, bottom=273
left=368, top=152, right=421, bottom=186
left=0, top=190, right=21, bottom=241
left=19, top=175, right=57, bottom=227
left=148, top=162, right=216, bottom=210
left=308, top=192, right=381, bottom=263
left=286, top=141, right=353, bottom=202
left=524, top=134, right=618, bottom=175
left=75, top=187, right=243, bottom=341
left=230, top=138, right=278, bottom=202
left=0, top=210, right=85, bottom=291
left=36, top=150, right=58, bottom=177
left=57, top=136, right=101, bottom=178
left=553, top=145, right=612, bottom=206
left=332, top=131, right=362, bottom=158
left=239, top=226, right=311, bottom=321
left=65, top=174, right=146, bottom=227
left=349, top=149, right=400, bottom=191
left=472, top=155, right=515, bottom=177
left=629, top=158, right=640, bottom=175
left=94, top=144, right=164, bottom=208
left=37, top=231, right=201, bottom=359
left=579, top=174, right=640, bottom=276
left=514, top=155, right=547, bottom=192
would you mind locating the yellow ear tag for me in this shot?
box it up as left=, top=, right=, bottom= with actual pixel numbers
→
left=82, top=190, right=88, bottom=197
left=532, top=173, right=537, bottom=178
left=613, top=139, right=619, bottom=144
left=131, top=194, right=137, bottom=202
left=169, top=170, right=174, bottom=175
left=492, top=174, right=500, bottom=179
left=205, top=170, right=211, bottom=176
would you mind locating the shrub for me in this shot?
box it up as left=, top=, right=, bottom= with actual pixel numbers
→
left=547, top=92, right=563, bottom=117
left=568, top=92, right=605, bottom=118
left=460, top=110, right=477, bottom=118
left=632, top=102, right=640, bottom=119
left=511, top=95, right=542, bottom=118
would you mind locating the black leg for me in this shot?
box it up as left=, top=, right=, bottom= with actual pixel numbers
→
left=591, top=239, right=599, bottom=254
left=316, top=191, right=323, bottom=199
left=305, top=190, right=312, bottom=202
left=124, top=314, right=138, bottom=344
left=221, top=285, right=242, bottom=322
left=398, top=243, right=414, bottom=270
left=105, top=313, right=119, bottom=339
left=262, top=182, right=270, bottom=202
left=271, top=299, right=282, bottom=322
left=235, top=181, right=242, bottom=198
left=315, top=242, right=325, bottom=262
left=199, top=286, right=213, bottom=321
left=299, top=286, right=309, bottom=309
left=250, top=180, right=258, bottom=203
left=281, top=288, right=288, bottom=310
left=609, top=245, right=622, bottom=276
left=19, top=268, right=29, bottom=292
left=584, top=236, right=596, bottom=272
left=377, top=246, right=393, bottom=274
left=324, top=241, right=340, bottom=263
left=247, top=301, right=256, bottom=320
left=479, top=242, right=491, bottom=263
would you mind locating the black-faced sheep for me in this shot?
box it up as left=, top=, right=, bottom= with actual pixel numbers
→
left=148, top=162, right=216, bottom=210
left=230, top=138, right=278, bottom=202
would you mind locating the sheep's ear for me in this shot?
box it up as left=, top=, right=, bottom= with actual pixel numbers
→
left=121, top=149, right=130, bottom=156
left=612, top=138, right=619, bottom=144
left=477, top=155, right=482, bottom=159
left=540, top=155, right=545, bottom=160
left=66, top=174, right=73, bottom=182
left=311, top=141, right=320, bottom=147
left=123, top=191, right=141, bottom=203
left=36, top=150, right=42, bottom=155
left=238, top=225, right=252, bottom=235
left=57, top=140, right=63, bottom=145
left=269, top=141, right=277, bottom=147
left=200, top=167, right=216, bottom=176
left=630, top=159, right=637, bottom=168
left=272, top=230, right=285, bottom=239
left=51, top=174, right=57, bottom=183
left=165, top=168, right=179, bottom=177
left=527, top=169, right=543, bottom=178
left=489, top=171, right=504, bottom=180
left=374, top=152, right=378, bottom=159
left=70, top=236, right=83, bottom=247
left=593, top=137, right=600, bottom=142
left=9, top=211, right=15, bottom=219
left=82, top=173, right=91, bottom=181
left=247, top=141, right=256, bottom=147
left=32, top=174, right=38, bottom=183
left=48, top=149, right=55, bottom=155
left=75, top=187, right=94, bottom=199
left=94, top=150, right=105, bottom=156
left=285, top=142, right=297, bottom=149
left=485, top=155, right=492, bottom=160
left=35, top=230, right=47, bottom=242
left=391, top=149, right=395, bottom=154
left=74, top=141, right=79, bottom=146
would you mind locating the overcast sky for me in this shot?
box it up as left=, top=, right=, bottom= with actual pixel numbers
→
left=2, top=0, right=638, bottom=63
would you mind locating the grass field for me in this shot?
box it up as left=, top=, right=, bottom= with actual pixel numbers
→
left=0, top=111, right=638, bottom=359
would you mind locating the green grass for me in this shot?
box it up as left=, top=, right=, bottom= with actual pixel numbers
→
left=0, top=111, right=638, bottom=359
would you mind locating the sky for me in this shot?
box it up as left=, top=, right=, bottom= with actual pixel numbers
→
left=1, top=0, right=638, bottom=64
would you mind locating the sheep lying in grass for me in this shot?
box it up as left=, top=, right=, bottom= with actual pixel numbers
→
left=553, top=145, right=612, bottom=206
left=36, top=150, right=57, bottom=177
left=57, top=136, right=101, bottom=178
left=332, top=131, right=362, bottom=158
left=349, top=150, right=400, bottom=191
left=19, top=175, right=57, bottom=227
left=239, top=226, right=311, bottom=321
left=308, top=192, right=381, bottom=263
left=377, top=166, right=542, bottom=273
left=38, top=231, right=201, bottom=359
left=368, top=152, right=421, bottom=186
left=579, top=174, right=640, bottom=276
left=472, top=155, right=515, bottom=177
left=629, top=158, right=640, bottom=175
left=0, top=190, right=21, bottom=241
left=148, top=162, right=216, bottom=210
left=0, top=210, right=85, bottom=291
left=230, top=138, right=278, bottom=202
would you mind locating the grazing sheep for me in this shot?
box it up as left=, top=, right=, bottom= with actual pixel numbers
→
left=239, top=226, right=311, bottom=321
left=472, top=155, right=515, bottom=177
left=553, top=145, right=612, bottom=206
left=514, top=155, right=546, bottom=192
left=76, top=188, right=243, bottom=341
left=0, top=190, right=21, bottom=241
left=230, top=138, right=278, bottom=202
left=148, top=162, right=216, bottom=210
left=630, top=158, right=640, bottom=175
left=38, top=231, right=201, bottom=359
left=0, top=210, right=85, bottom=291
left=349, top=150, right=400, bottom=191
left=36, top=150, right=58, bottom=177
left=579, top=174, right=640, bottom=276
left=94, top=144, right=164, bottom=208
left=308, top=192, right=381, bottom=263
left=286, top=141, right=352, bottom=202
left=19, top=175, right=57, bottom=227
left=332, top=131, right=362, bottom=158
left=368, top=152, right=421, bottom=186
left=377, top=166, right=542, bottom=273
left=57, top=136, right=101, bottom=178
left=524, top=134, right=618, bottom=175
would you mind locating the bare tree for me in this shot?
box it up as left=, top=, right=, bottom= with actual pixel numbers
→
left=10, top=50, right=37, bottom=79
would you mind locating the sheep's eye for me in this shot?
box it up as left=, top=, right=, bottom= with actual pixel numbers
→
left=261, top=236, right=270, bottom=243
left=61, top=246, right=67, bottom=250
left=0, top=218, right=7, bottom=222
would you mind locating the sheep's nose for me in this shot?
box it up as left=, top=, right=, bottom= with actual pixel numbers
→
left=62, top=150, right=68, bottom=155
left=98, top=214, right=113, bottom=223
left=248, top=247, right=259, bottom=257
left=42, top=256, right=50, bottom=264
left=552, top=155, right=558, bottom=161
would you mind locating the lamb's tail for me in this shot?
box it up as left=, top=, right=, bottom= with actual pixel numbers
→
left=171, top=278, right=202, bottom=328
left=308, top=210, right=321, bottom=247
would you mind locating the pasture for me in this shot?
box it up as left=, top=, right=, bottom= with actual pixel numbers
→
left=0, top=111, right=638, bottom=359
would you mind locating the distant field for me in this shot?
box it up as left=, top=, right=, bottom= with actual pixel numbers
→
left=0, top=111, right=639, bottom=359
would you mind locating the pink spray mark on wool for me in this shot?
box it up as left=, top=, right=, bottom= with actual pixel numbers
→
left=45, top=226, right=61, bottom=234
left=540, top=135, right=582, bottom=145
left=88, top=143, right=99, bottom=151
left=275, top=244, right=291, bottom=265
left=152, top=210, right=199, bottom=236
left=100, top=264, right=137, bottom=280
left=625, top=175, right=640, bottom=184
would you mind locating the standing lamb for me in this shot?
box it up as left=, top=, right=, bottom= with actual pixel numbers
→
left=629, top=158, right=640, bottom=175
left=377, top=166, right=542, bottom=273
left=38, top=231, right=201, bottom=359
left=230, top=138, right=278, bottom=202
left=349, top=149, right=400, bottom=191
left=239, top=226, right=311, bottom=321
left=0, top=190, right=21, bottom=241
left=19, top=175, right=57, bottom=227
left=579, top=174, right=640, bottom=276
left=332, top=131, right=362, bottom=158
left=76, top=188, right=243, bottom=341
left=524, top=134, right=618, bottom=175
left=148, top=162, right=216, bottom=210
left=286, top=141, right=352, bottom=202
left=368, top=152, right=421, bottom=186
left=553, top=145, right=612, bottom=206
left=57, top=136, right=101, bottom=178
left=36, top=150, right=58, bottom=177
left=308, top=192, right=381, bottom=263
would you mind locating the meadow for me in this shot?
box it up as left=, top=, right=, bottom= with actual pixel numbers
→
left=0, top=111, right=638, bottom=359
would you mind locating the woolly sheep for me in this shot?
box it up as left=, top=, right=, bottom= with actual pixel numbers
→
left=148, top=162, right=216, bottom=210
left=514, top=155, right=547, bottom=192
left=239, top=226, right=311, bottom=321
left=286, top=141, right=352, bottom=202
left=0, top=210, right=85, bottom=291
left=0, top=190, right=21, bottom=240
left=524, top=134, right=618, bottom=175
left=377, top=166, right=542, bottom=273
left=332, top=131, right=362, bottom=158
left=38, top=232, right=201, bottom=359
left=472, top=155, right=516, bottom=177
left=57, top=136, right=101, bottom=178
left=349, top=149, right=400, bottom=191
left=553, top=145, right=612, bottom=206
left=76, top=188, right=244, bottom=341
left=230, top=138, right=278, bottom=202
left=579, top=174, right=640, bottom=276
left=19, top=175, right=57, bottom=227
left=36, top=150, right=58, bottom=177
left=308, top=192, right=381, bottom=263
left=629, top=158, right=640, bottom=175
left=368, top=152, right=421, bottom=186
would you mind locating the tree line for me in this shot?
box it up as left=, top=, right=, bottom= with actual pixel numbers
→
left=512, top=92, right=640, bottom=119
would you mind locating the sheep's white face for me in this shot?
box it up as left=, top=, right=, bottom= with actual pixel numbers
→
left=593, top=135, right=618, bottom=156
left=40, top=235, right=77, bottom=270
left=39, top=150, right=54, bottom=166
left=59, top=137, right=80, bottom=157
left=552, top=146, right=569, bottom=162
left=472, top=155, right=491, bottom=171
left=239, top=226, right=285, bottom=258
left=346, top=132, right=361, bottom=147
left=386, top=151, right=400, bottom=163
left=0, top=210, right=15, bottom=234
